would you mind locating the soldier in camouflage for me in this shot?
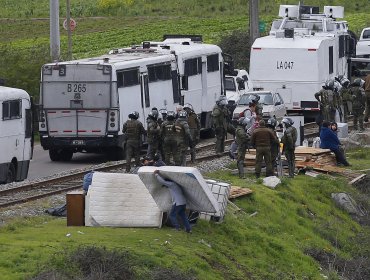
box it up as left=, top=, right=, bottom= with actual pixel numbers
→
left=281, top=117, right=297, bottom=178
left=315, top=80, right=336, bottom=122
left=161, top=111, right=177, bottom=165
left=174, top=110, right=192, bottom=166
left=183, top=103, right=200, bottom=163
left=266, top=118, right=279, bottom=175
left=339, top=77, right=352, bottom=122
left=146, top=109, right=161, bottom=160
left=212, top=96, right=229, bottom=156
left=235, top=117, right=251, bottom=179
left=349, top=78, right=366, bottom=131
left=122, top=111, right=146, bottom=173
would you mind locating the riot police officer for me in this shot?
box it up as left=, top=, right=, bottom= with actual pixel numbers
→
left=235, top=117, right=250, bottom=179
left=183, top=103, right=200, bottom=163
left=281, top=117, right=297, bottom=178
left=266, top=117, right=279, bottom=174
left=161, top=111, right=177, bottom=165
left=212, top=96, right=229, bottom=156
left=315, top=80, right=336, bottom=122
left=174, top=110, right=192, bottom=166
left=349, top=78, right=366, bottom=131
left=339, top=77, right=352, bottom=122
left=146, top=109, right=161, bottom=160
left=122, top=111, right=146, bottom=173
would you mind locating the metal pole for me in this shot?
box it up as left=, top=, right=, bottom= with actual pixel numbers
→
left=66, top=0, right=72, bottom=60
left=50, top=0, right=60, bottom=62
left=249, top=0, right=260, bottom=45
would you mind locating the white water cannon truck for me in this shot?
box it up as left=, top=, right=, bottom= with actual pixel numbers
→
left=249, top=4, right=357, bottom=122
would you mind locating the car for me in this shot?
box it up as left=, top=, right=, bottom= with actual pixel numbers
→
left=232, top=91, right=287, bottom=122
left=224, top=69, right=253, bottom=105
left=356, top=27, right=370, bottom=58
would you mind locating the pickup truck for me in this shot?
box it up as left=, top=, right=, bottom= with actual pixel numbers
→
left=356, top=27, right=370, bottom=57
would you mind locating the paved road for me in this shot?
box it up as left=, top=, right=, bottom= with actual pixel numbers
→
left=28, top=145, right=107, bottom=180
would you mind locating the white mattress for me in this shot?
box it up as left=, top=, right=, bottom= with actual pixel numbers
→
left=85, top=172, right=163, bottom=227
left=138, top=166, right=220, bottom=213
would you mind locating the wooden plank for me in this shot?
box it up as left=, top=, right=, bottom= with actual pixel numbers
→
left=229, top=186, right=253, bottom=199
left=349, top=174, right=367, bottom=185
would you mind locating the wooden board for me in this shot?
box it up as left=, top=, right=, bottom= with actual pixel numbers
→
left=229, top=186, right=253, bottom=199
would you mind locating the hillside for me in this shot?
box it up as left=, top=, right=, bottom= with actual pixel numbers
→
left=0, top=148, right=369, bottom=279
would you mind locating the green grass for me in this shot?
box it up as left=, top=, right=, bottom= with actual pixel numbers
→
left=1, top=148, right=370, bottom=279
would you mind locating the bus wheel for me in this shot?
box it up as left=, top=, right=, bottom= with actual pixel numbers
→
left=6, top=163, right=16, bottom=183
left=60, top=150, right=73, bottom=161
left=49, top=149, right=62, bottom=161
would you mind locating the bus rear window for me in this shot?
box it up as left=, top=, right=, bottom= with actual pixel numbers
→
left=2, top=100, right=21, bottom=120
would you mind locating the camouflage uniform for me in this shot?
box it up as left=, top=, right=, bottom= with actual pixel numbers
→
left=161, top=117, right=178, bottom=165
left=267, top=127, right=279, bottom=174
left=235, top=123, right=250, bottom=179
left=174, top=117, right=192, bottom=166
left=340, top=86, right=352, bottom=122
left=146, top=117, right=161, bottom=160
left=122, top=118, right=146, bottom=172
left=364, top=74, right=370, bottom=122
left=186, top=110, right=200, bottom=163
left=281, top=125, right=297, bottom=178
left=350, top=86, right=366, bottom=131
left=212, top=103, right=228, bottom=155
left=250, top=120, right=279, bottom=178
left=315, top=88, right=336, bottom=122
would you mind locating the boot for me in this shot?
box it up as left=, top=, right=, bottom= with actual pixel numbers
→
left=237, top=161, right=245, bottom=179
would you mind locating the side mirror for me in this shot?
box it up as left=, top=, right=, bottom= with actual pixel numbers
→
left=275, top=101, right=281, bottom=106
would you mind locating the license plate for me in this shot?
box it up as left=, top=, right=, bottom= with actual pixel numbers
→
left=72, top=140, right=85, bottom=145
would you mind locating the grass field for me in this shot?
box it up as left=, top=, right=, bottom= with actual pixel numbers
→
left=0, top=148, right=369, bottom=279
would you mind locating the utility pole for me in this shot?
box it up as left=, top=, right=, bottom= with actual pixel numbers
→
left=66, top=0, right=72, bottom=60
left=249, top=0, right=260, bottom=45
left=50, top=0, right=60, bottom=62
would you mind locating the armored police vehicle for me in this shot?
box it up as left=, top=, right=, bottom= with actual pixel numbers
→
left=0, top=87, right=33, bottom=183
left=249, top=5, right=356, bottom=121
left=39, top=36, right=225, bottom=161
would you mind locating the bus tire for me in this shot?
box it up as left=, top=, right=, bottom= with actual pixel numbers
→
left=60, top=150, right=73, bottom=161
left=6, top=163, right=16, bottom=183
left=49, top=149, right=62, bottom=161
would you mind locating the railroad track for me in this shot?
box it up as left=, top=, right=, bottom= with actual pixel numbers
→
left=0, top=140, right=233, bottom=209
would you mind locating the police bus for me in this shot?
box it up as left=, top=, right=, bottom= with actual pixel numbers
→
left=0, top=86, right=33, bottom=184
left=38, top=36, right=225, bottom=161
left=249, top=5, right=357, bottom=121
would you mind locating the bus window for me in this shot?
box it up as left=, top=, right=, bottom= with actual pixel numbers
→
left=2, top=100, right=21, bottom=120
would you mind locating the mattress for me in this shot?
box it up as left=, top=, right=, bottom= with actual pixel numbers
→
left=85, top=172, right=163, bottom=227
left=138, top=166, right=220, bottom=213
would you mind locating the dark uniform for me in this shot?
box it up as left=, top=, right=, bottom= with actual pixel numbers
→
left=122, top=112, right=146, bottom=172
left=281, top=118, right=297, bottom=178
left=184, top=104, right=200, bottom=163
left=266, top=118, right=279, bottom=174
left=350, top=80, right=366, bottom=131
left=146, top=114, right=161, bottom=160
left=250, top=120, right=279, bottom=178
left=161, top=111, right=177, bottom=165
left=235, top=118, right=250, bottom=178
left=174, top=111, right=192, bottom=166
left=339, top=78, right=352, bottom=122
left=212, top=97, right=228, bottom=156
left=315, top=82, right=336, bottom=122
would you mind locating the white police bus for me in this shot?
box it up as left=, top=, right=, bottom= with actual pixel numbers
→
left=39, top=36, right=226, bottom=161
left=249, top=5, right=357, bottom=121
left=0, top=86, right=33, bottom=183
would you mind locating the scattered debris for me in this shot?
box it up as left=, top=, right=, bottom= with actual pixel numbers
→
left=229, top=186, right=253, bottom=199
left=331, top=193, right=366, bottom=217
left=198, top=239, right=212, bottom=248
left=262, top=176, right=281, bottom=189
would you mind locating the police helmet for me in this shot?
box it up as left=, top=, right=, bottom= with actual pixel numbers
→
left=216, top=95, right=227, bottom=106
left=333, top=80, right=342, bottom=92
left=267, top=117, right=277, bottom=129
left=159, top=108, right=167, bottom=117
left=166, top=110, right=176, bottom=120
left=340, top=77, right=350, bottom=87
left=325, top=79, right=335, bottom=90
left=183, top=103, right=194, bottom=111
left=132, top=111, right=139, bottom=119
left=178, top=110, right=188, bottom=119
left=282, top=117, right=293, bottom=126
left=150, top=109, right=158, bottom=120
